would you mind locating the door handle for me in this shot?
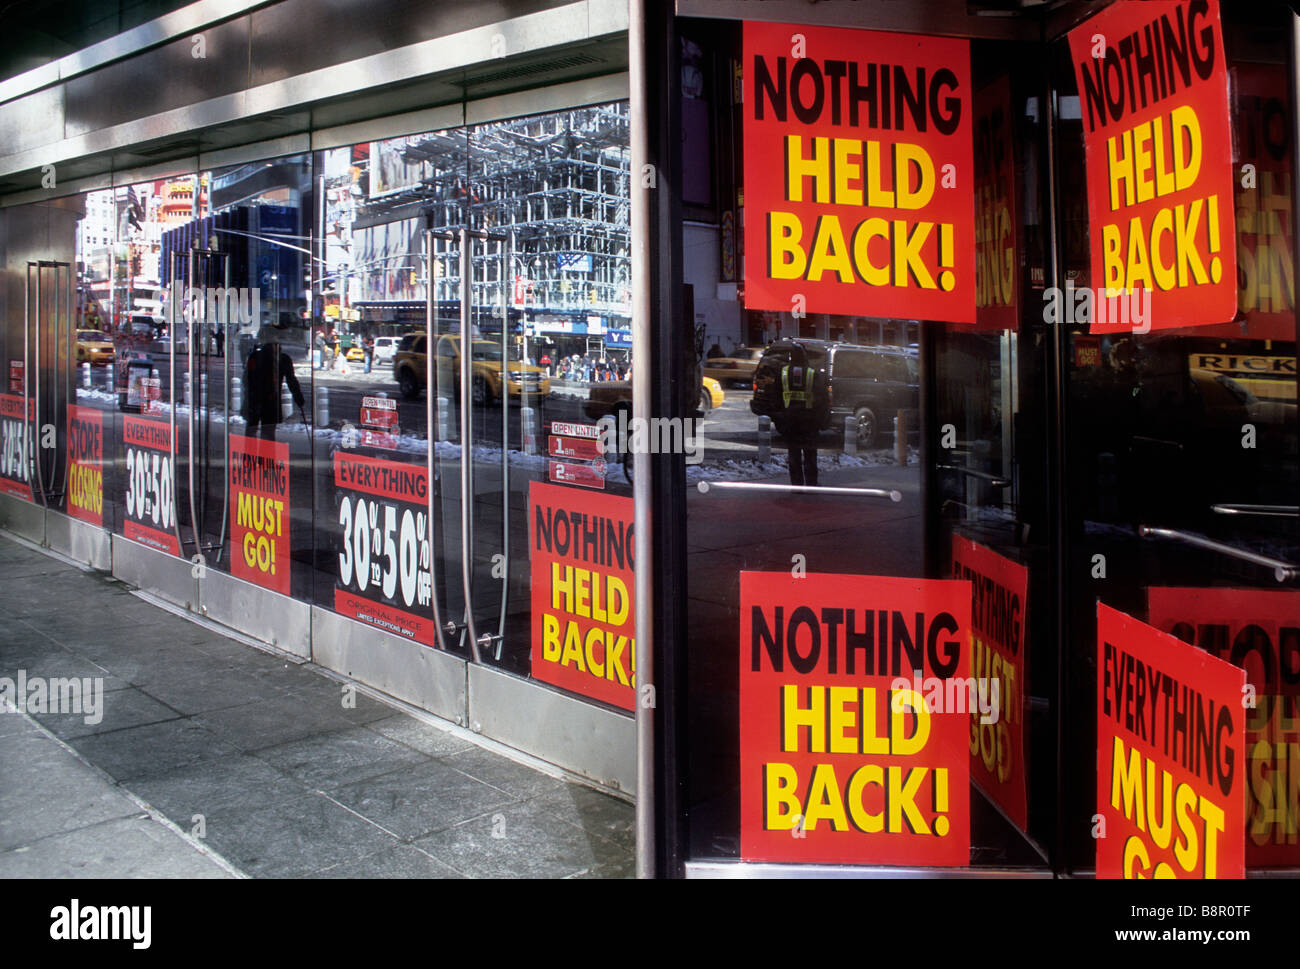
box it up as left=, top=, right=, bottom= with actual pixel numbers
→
left=423, top=227, right=453, bottom=654
left=187, top=250, right=201, bottom=558
left=1210, top=503, right=1299, bottom=518
left=458, top=226, right=483, bottom=664
left=1138, top=525, right=1297, bottom=583
left=696, top=480, right=903, bottom=500
left=494, top=232, right=513, bottom=660
left=214, top=251, right=232, bottom=563
left=26, top=261, right=72, bottom=508
left=23, top=263, right=38, bottom=506
left=168, top=250, right=185, bottom=555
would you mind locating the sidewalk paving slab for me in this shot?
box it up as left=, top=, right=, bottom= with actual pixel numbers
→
left=0, top=533, right=634, bottom=879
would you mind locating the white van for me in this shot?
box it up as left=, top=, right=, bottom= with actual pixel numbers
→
left=373, top=336, right=399, bottom=366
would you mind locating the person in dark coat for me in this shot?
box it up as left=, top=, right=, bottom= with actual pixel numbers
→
left=776, top=344, right=830, bottom=487
left=244, top=326, right=306, bottom=440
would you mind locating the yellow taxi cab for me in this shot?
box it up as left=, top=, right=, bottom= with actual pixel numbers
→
left=393, top=334, right=550, bottom=404
left=584, top=375, right=724, bottom=420
left=76, top=329, right=114, bottom=366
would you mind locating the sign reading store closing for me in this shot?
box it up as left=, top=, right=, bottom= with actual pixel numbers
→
left=742, top=22, right=976, bottom=323
left=1069, top=0, right=1237, bottom=331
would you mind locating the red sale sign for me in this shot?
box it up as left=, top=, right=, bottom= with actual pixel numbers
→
left=1069, top=0, right=1237, bottom=331
left=973, top=76, right=1020, bottom=331
left=1147, top=587, right=1300, bottom=867
left=529, top=481, right=635, bottom=710
left=742, top=21, right=975, bottom=322
left=230, top=433, right=290, bottom=595
left=0, top=394, right=34, bottom=501
left=1096, top=603, right=1246, bottom=878
left=333, top=452, right=435, bottom=645
left=66, top=406, right=103, bottom=527
left=739, top=571, right=971, bottom=866
left=951, top=536, right=1029, bottom=831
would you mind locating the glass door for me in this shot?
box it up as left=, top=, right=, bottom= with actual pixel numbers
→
left=312, top=131, right=472, bottom=655
left=22, top=259, right=73, bottom=511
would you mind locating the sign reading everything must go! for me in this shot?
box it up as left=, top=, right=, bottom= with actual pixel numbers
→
left=1096, top=603, right=1246, bottom=878
left=742, top=21, right=976, bottom=323
left=1069, top=0, right=1237, bottom=330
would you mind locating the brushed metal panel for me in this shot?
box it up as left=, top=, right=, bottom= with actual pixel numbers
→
left=198, top=134, right=311, bottom=171
left=43, top=510, right=111, bottom=571
left=0, top=1, right=611, bottom=181
left=111, top=158, right=200, bottom=188
left=311, top=104, right=466, bottom=153
left=63, top=19, right=251, bottom=139
left=464, top=72, right=629, bottom=125
left=0, top=493, right=45, bottom=544
left=587, top=0, right=628, bottom=36
left=199, top=568, right=311, bottom=659
left=240, top=6, right=594, bottom=120
left=249, top=0, right=575, bottom=86
left=0, top=173, right=114, bottom=209
left=467, top=664, right=635, bottom=795
left=0, top=87, right=64, bottom=158
left=310, top=605, right=467, bottom=723
left=111, top=533, right=198, bottom=611
left=0, top=63, right=59, bottom=110
left=0, top=0, right=274, bottom=107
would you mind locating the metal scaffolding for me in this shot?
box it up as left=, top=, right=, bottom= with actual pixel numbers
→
left=336, top=103, right=631, bottom=324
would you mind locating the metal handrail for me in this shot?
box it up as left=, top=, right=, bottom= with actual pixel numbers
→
left=1211, top=504, right=1299, bottom=518
left=186, top=250, right=202, bottom=558
left=1138, top=525, right=1298, bottom=583
left=63, top=262, right=73, bottom=498
left=696, top=480, right=902, bottom=501
left=423, top=228, right=451, bottom=654
left=33, top=263, right=44, bottom=507
left=215, top=252, right=232, bottom=563
left=459, top=226, right=483, bottom=664
left=167, top=250, right=185, bottom=555
left=22, top=263, right=34, bottom=505
left=27, top=260, right=73, bottom=507
left=936, top=464, right=1011, bottom=488
left=496, top=231, right=512, bottom=658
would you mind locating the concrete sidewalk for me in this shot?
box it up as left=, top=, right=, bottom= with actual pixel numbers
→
left=0, top=536, right=633, bottom=878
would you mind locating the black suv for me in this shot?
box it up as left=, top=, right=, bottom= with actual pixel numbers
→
left=751, top=339, right=919, bottom=449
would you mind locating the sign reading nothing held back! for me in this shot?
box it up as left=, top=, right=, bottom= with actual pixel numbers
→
left=1069, top=0, right=1237, bottom=331
left=742, top=22, right=975, bottom=322
left=530, top=481, right=635, bottom=710
left=740, top=572, right=971, bottom=866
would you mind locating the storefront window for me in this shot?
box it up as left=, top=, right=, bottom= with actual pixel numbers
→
left=310, top=103, right=635, bottom=706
